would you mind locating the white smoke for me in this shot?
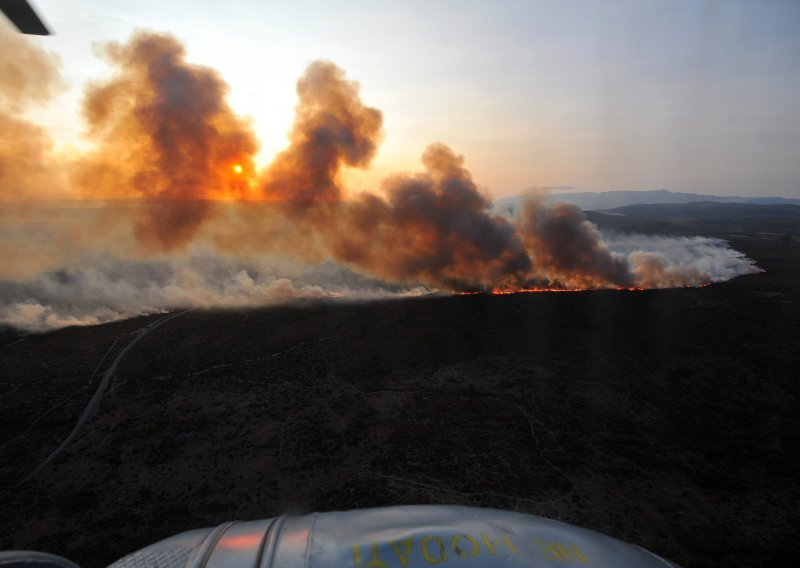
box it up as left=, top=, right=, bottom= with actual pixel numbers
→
left=0, top=227, right=760, bottom=333
left=601, top=232, right=762, bottom=287
left=0, top=250, right=430, bottom=332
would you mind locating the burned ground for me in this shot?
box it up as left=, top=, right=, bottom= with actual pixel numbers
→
left=0, top=235, right=798, bottom=567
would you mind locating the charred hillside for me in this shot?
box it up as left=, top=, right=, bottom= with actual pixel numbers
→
left=0, top=237, right=798, bottom=568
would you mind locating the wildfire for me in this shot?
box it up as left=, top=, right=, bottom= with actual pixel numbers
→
left=456, top=286, right=646, bottom=296
left=491, top=287, right=587, bottom=294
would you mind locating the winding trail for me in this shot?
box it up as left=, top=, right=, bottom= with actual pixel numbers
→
left=1, top=309, right=192, bottom=496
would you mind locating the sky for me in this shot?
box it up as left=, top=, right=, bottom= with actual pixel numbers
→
left=13, top=0, right=800, bottom=198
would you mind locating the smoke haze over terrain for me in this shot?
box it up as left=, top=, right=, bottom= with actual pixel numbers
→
left=0, top=29, right=762, bottom=330
left=0, top=24, right=67, bottom=201
left=0, top=233, right=759, bottom=331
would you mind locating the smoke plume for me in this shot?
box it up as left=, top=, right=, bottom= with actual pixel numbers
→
left=517, top=199, right=632, bottom=289
left=0, top=22, right=66, bottom=200
left=326, top=144, right=532, bottom=289
left=254, top=63, right=529, bottom=289
left=74, top=31, right=258, bottom=250
left=262, top=60, right=383, bottom=203
left=0, top=30, right=763, bottom=331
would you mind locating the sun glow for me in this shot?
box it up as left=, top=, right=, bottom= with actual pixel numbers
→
left=232, top=164, right=243, bottom=174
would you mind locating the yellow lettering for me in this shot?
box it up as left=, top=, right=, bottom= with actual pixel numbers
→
left=532, top=538, right=562, bottom=561
left=391, top=539, right=414, bottom=567
left=451, top=534, right=479, bottom=558
left=367, top=541, right=389, bottom=568
left=556, top=543, right=587, bottom=563
left=421, top=535, right=447, bottom=564
left=353, top=544, right=361, bottom=568
left=481, top=534, right=517, bottom=555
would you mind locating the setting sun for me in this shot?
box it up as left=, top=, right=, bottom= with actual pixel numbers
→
left=232, top=164, right=243, bottom=174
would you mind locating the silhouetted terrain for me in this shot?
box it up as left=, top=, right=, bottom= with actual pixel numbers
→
left=1, top=215, right=799, bottom=567
left=494, top=189, right=800, bottom=212
left=587, top=202, right=800, bottom=239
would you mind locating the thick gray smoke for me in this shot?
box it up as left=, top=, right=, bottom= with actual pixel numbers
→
left=516, top=199, right=632, bottom=289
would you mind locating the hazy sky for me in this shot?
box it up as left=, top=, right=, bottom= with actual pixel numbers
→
left=16, top=0, right=800, bottom=198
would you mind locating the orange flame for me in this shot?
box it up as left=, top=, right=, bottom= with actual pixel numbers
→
left=456, top=286, right=647, bottom=295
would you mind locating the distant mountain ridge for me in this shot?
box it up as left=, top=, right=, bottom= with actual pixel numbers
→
left=584, top=201, right=800, bottom=238
left=493, top=189, right=800, bottom=213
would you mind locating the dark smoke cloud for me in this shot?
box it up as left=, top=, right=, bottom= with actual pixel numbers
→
left=328, top=144, right=531, bottom=290
left=249, top=61, right=630, bottom=290
left=74, top=31, right=259, bottom=250
left=262, top=60, right=383, bottom=203
left=517, top=199, right=632, bottom=288
left=253, top=62, right=530, bottom=289
left=0, top=30, right=764, bottom=331
left=0, top=26, right=755, bottom=293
